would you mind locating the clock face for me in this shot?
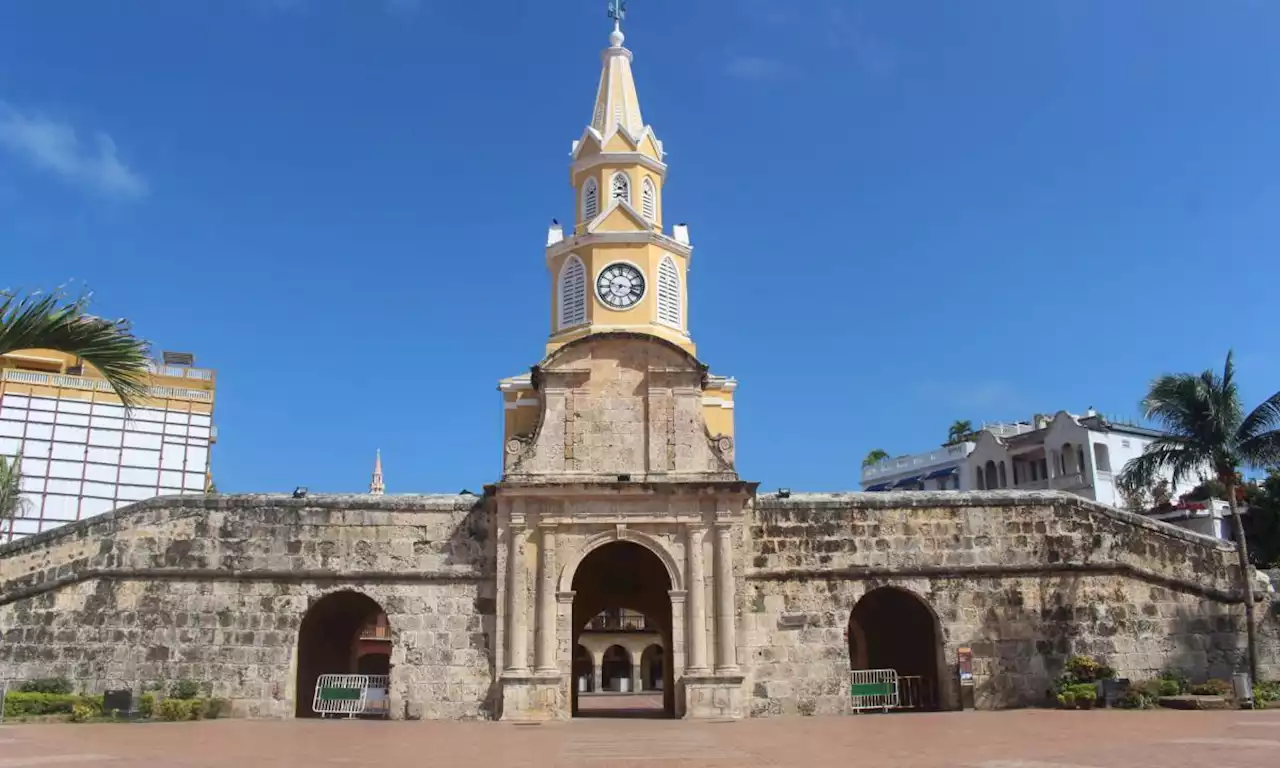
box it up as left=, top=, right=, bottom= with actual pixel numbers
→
left=596, top=263, right=646, bottom=309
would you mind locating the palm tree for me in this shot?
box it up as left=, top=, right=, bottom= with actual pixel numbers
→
left=948, top=420, right=974, bottom=444
left=862, top=449, right=890, bottom=468
left=1, top=289, right=151, bottom=409
left=0, top=453, right=29, bottom=522
left=1118, top=351, right=1280, bottom=682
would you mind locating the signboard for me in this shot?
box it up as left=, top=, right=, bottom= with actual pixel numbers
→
left=957, top=647, right=974, bottom=686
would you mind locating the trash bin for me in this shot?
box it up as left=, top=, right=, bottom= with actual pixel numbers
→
left=617, top=677, right=631, bottom=693
left=1233, top=673, right=1253, bottom=707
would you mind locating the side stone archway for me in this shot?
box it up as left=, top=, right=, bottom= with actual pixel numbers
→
left=847, top=586, right=945, bottom=711
left=295, top=590, right=390, bottom=718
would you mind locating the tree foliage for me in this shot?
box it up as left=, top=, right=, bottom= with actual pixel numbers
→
left=947, top=420, right=974, bottom=445
left=1117, top=351, right=1280, bottom=681
left=1, top=288, right=151, bottom=409
left=862, top=449, right=890, bottom=468
left=0, top=453, right=28, bottom=521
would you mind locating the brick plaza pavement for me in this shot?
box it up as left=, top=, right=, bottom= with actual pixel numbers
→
left=1, top=709, right=1279, bottom=767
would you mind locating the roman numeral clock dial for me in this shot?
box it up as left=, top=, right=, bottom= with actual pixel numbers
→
left=595, top=263, right=646, bottom=309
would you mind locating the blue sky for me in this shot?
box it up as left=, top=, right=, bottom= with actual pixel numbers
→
left=2, top=1, right=1278, bottom=494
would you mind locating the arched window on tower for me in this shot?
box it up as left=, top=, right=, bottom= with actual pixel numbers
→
left=642, top=177, right=656, bottom=221
left=657, top=255, right=681, bottom=328
left=611, top=172, right=631, bottom=206
left=582, top=178, right=599, bottom=222
left=558, top=255, right=586, bottom=330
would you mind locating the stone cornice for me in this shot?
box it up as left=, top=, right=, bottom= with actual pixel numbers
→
left=0, top=567, right=489, bottom=609
left=744, top=561, right=1248, bottom=605
left=0, top=493, right=485, bottom=559
left=755, top=490, right=1235, bottom=553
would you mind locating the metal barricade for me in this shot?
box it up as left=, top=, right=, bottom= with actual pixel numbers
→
left=896, top=675, right=923, bottom=710
left=849, top=669, right=899, bottom=713
left=362, top=675, right=390, bottom=718
left=313, top=675, right=369, bottom=718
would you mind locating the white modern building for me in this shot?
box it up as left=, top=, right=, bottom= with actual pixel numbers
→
left=861, top=410, right=1205, bottom=510
left=0, top=350, right=217, bottom=544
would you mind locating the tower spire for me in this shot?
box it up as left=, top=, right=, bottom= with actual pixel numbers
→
left=369, top=449, right=385, bottom=496
left=592, top=0, right=643, bottom=137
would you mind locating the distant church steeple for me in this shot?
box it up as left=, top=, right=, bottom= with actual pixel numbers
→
left=369, top=450, right=385, bottom=496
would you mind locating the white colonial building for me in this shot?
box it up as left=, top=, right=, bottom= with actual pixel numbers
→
left=861, top=410, right=1206, bottom=510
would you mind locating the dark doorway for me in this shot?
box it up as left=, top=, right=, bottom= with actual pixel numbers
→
left=574, top=644, right=595, bottom=693
left=601, top=645, right=632, bottom=692
left=640, top=645, right=664, bottom=691
left=295, top=591, right=390, bottom=718
left=571, top=541, right=674, bottom=718
left=847, top=587, right=944, bottom=711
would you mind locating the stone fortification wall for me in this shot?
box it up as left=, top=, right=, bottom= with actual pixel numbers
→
left=0, top=494, right=495, bottom=719
left=742, top=491, right=1280, bottom=717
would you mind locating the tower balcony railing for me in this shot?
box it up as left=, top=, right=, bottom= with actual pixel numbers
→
left=586, top=615, right=652, bottom=632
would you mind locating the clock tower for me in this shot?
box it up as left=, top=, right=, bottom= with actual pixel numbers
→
left=543, top=19, right=692, bottom=357
left=491, top=7, right=753, bottom=722
left=499, top=13, right=738, bottom=464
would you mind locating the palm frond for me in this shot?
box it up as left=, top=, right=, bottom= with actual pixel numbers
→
left=1142, top=373, right=1212, bottom=439
left=1237, top=429, right=1280, bottom=470
left=1118, top=444, right=1206, bottom=493
left=0, top=452, right=29, bottom=521
left=1238, top=389, right=1280, bottom=445
left=0, top=290, right=151, bottom=409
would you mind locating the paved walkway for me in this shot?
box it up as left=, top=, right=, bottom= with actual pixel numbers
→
left=1, top=709, right=1279, bottom=767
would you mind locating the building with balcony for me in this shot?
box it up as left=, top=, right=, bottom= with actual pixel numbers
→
left=0, top=349, right=217, bottom=543
left=861, top=410, right=1202, bottom=510
left=574, top=608, right=664, bottom=695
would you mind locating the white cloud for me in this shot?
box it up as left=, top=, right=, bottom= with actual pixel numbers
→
left=0, top=102, right=147, bottom=200
left=726, top=56, right=787, bottom=81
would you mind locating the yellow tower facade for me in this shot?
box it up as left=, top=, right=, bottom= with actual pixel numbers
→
left=500, top=23, right=737, bottom=455
left=544, top=24, right=692, bottom=357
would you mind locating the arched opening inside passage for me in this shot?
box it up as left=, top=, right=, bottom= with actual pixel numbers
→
left=640, top=645, right=664, bottom=691
left=601, top=645, right=632, bottom=691
left=570, top=540, right=674, bottom=719
left=573, top=644, right=595, bottom=693
left=295, top=591, right=390, bottom=718
left=847, top=587, right=945, bottom=712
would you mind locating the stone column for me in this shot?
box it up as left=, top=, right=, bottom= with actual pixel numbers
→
left=535, top=526, right=558, bottom=673
left=593, top=653, right=604, bottom=692
left=504, top=519, right=529, bottom=674
left=632, top=651, right=644, bottom=693
left=685, top=524, right=709, bottom=672
left=713, top=523, right=739, bottom=673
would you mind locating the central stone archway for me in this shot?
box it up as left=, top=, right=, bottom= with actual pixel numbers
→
left=570, top=540, right=676, bottom=718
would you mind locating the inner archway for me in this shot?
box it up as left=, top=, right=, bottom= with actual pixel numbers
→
left=640, top=644, right=664, bottom=691
left=295, top=590, right=390, bottom=718
left=847, top=587, right=944, bottom=711
left=570, top=540, right=674, bottom=718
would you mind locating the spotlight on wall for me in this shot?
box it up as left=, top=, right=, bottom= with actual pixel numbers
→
left=778, top=488, right=792, bottom=498
left=292, top=487, right=309, bottom=499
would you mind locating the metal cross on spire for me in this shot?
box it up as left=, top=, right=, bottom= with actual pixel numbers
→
left=608, top=0, right=628, bottom=26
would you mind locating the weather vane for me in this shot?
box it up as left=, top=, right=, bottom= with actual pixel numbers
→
left=608, top=0, right=627, bottom=25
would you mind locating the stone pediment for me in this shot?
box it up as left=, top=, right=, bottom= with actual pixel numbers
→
left=503, top=333, right=735, bottom=481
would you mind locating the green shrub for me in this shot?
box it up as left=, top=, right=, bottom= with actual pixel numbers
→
left=18, top=678, right=73, bottom=695
left=1255, top=681, right=1280, bottom=704
left=68, top=703, right=95, bottom=723
left=1064, top=656, right=1115, bottom=684
left=1118, top=687, right=1155, bottom=710
left=158, top=698, right=195, bottom=722
left=1188, top=679, right=1233, bottom=697
left=168, top=680, right=201, bottom=700
left=1157, top=678, right=1181, bottom=697
left=201, top=698, right=230, bottom=719
left=1158, top=669, right=1189, bottom=694
left=138, top=694, right=155, bottom=718
left=2, top=693, right=104, bottom=720
left=1054, top=683, right=1099, bottom=709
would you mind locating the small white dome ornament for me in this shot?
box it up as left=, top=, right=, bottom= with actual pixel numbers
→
left=609, top=23, right=625, bottom=48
